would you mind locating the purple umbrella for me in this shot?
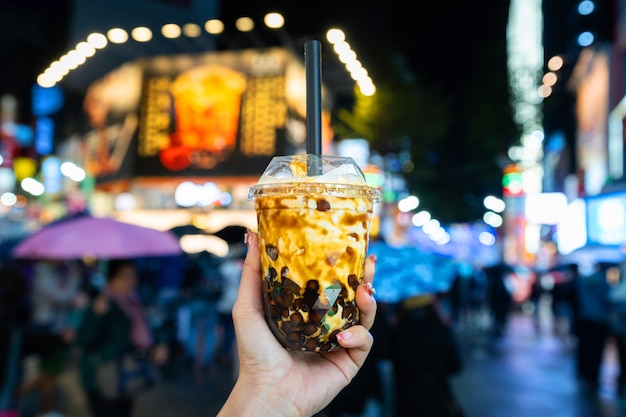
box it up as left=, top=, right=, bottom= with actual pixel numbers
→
left=12, top=215, right=182, bottom=260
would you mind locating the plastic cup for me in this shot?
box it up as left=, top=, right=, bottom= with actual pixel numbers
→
left=169, top=64, right=247, bottom=160
left=248, top=154, right=381, bottom=351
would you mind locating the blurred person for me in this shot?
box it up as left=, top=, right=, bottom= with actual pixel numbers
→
left=608, top=263, right=626, bottom=396
left=74, top=259, right=168, bottom=417
left=0, top=261, right=29, bottom=414
left=448, top=262, right=485, bottom=328
left=528, top=268, right=546, bottom=332
left=549, top=265, right=577, bottom=341
left=176, top=251, right=222, bottom=380
left=466, top=266, right=488, bottom=327
left=574, top=261, right=613, bottom=391
left=19, top=260, right=83, bottom=417
left=215, top=242, right=246, bottom=371
left=447, top=264, right=469, bottom=327
left=564, top=263, right=582, bottom=343
left=483, top=262, right=514, bottom=337
left=216, top=230, right=378, bottom=417
left=391, top=294, right=464, bottom=417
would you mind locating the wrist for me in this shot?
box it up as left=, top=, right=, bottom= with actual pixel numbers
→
left=217, top=380, right=301, bottom=417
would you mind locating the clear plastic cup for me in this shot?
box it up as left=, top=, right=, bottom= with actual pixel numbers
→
left=248, top=154, right=381, bottom=351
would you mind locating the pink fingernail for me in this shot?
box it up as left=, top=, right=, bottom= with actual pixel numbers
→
left=364, top=282, right=376, bottom=296
left=244, top=229, right=253, bottom=247
left=337, top=331, right=352, bottom=341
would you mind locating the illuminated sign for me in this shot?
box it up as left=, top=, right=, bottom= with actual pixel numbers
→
left=586, top=191, right=626, bottom=246
left=503, top=164, right=524, bottom=197
left=82, top=47, right=334, bottom=181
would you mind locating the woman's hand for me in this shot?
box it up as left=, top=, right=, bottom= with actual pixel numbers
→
left=217, top=230, right=377, bottom=417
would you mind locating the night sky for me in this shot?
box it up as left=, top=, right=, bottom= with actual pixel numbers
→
left=0, top=0, right=513, bottom=124
left=0, top=0, right=532, bottom=222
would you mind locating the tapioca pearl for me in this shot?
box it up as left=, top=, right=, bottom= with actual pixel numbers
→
left=306, top=280, right=320, bottom=291
left=304, top=338, right=319, bottom=350
left=266, top=244, right=279, bottom=261
left=342, top=304, right=353, bottom=319
left=338, top=283, right=349, bottom=298
left=277, top=291, right=295, bottom=308
left=279, top=278, right=301, bottom=306
left=303, top=322, right=318, bottom=336
left=266, top=267, right=278, bottom=282
left=320, top=337, right=337, bottom=352
left=302, top=292, right=317, bottom=310
left=316, top=199, right=331, bottom=211
left=286, top=331, right=301, bottom=344
left=303, top=280, right=320, bottom=307
left=348, top=274, right=359, bottom=290
left=346, top=246, right=358, bottom=263
left=342, top=300, right=358, bottom=319
left=309, top=309, right=323, bottom=324
left=290, top=311, right=304, bottom=325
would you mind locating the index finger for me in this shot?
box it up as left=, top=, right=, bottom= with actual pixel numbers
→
left=355, top=254, right=377, bottom=330
left=233, top=230, right=263, bottom=316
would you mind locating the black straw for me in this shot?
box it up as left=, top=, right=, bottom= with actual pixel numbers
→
left=305, top=40, right=322, bottom=174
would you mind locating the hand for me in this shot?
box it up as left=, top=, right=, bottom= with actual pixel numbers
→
left=217, top=230, right=377, bottom=417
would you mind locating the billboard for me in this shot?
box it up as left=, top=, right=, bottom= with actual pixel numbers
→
left=555, top=198, right=587, bottom=255
left=586, top=190, right=626, bottom=246
left=574, top=47, right=610, bottom=196
left=81, top=47, right=334, bottom=182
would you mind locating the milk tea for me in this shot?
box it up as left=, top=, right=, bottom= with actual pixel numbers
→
left=248, top=155, right=380, bottom=351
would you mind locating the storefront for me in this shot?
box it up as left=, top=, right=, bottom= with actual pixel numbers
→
left=55, top=46, right=337, bottom=246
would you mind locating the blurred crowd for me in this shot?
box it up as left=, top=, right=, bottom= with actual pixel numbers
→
left=320, top=250, right=626, bottom=417
left=0, top=241, right=245, bottom=417
left=2, top=243, right=626, bottom=417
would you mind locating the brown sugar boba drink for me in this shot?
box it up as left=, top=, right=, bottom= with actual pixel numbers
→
left=248, top=154, right=381, bottom=352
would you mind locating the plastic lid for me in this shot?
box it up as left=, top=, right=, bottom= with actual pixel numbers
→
left=248, top=154, right=381, bottom=202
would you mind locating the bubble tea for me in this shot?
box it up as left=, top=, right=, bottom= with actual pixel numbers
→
left=248, top=154, right=381, bottom=352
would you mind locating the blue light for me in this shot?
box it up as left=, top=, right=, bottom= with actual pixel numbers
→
left=578, top=31, right=595, bottom=47
left=578, top=0, right=595, bottom=15
left=42, top=156, right=62, bottom=194
left=35, top=117, right=54, bottom=155
left=13, top=124, right=34, bottom=147
left=31, top=84, right=64, bottom=117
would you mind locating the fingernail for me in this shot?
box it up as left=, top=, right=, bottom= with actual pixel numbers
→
left=368, top=254, right=377, bottom=265
left=364, top=282, right=376, bottom=296
left=244, top=229, right=253, bottom=247
left=337, top=330, right=352, bottom=341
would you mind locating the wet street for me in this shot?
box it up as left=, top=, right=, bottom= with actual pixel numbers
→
left=452, top=311, right=622, bottom=417
left=27, top=304, right=626, bottom=417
